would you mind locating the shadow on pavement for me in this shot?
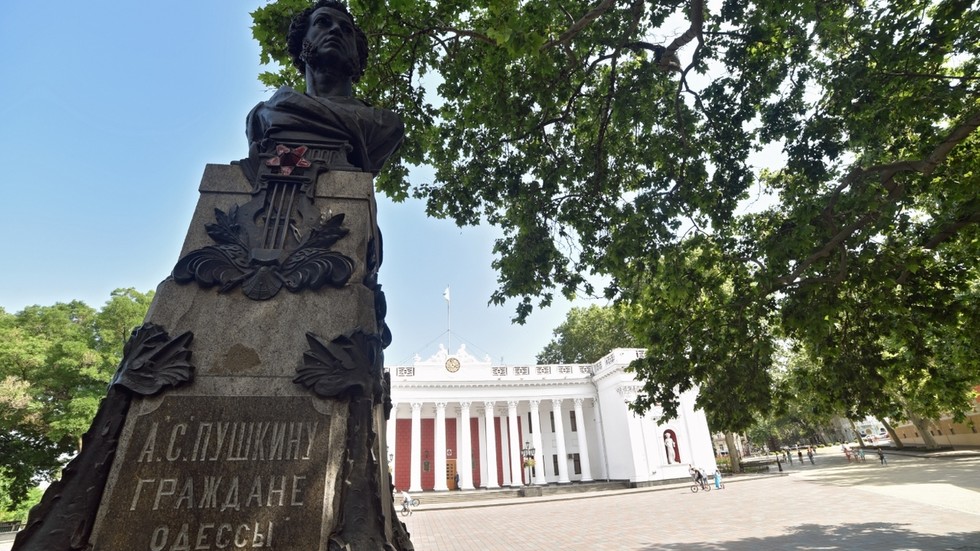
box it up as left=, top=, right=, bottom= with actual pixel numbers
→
left=795, top=456, right=980, bottom=490
left=639, top=522, right=980, bottom=550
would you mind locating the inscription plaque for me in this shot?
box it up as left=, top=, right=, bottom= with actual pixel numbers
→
left=92, top=395, right=334, bottom=550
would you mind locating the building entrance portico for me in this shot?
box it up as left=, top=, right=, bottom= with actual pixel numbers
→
left=386, top=345, right=716, bottom=492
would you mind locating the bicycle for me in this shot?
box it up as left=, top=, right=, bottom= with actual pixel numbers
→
left=399, top=498, right=421, bottom=516
left=689, top=481, right=711, bottom=493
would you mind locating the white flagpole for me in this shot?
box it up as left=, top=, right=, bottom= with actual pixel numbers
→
left=443, top=286, right=451, bottom=353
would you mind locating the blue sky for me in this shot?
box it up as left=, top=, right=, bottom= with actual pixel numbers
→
left=0, top=1, right=597, bottom=365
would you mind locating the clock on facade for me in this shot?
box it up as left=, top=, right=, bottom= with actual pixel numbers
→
left=445, top=357, right=461, bottom=373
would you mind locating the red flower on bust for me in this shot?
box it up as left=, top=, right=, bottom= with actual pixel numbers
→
left=265, top=145, right=312, bottom=175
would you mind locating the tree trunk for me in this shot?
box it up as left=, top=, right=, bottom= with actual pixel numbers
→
left=881, top=418, right=904, bottom=449
left=907, top=411, right=941, bottom=449
left=725, top=432, right=742, bottom=473
left=848, top=419, right=864, bottom=447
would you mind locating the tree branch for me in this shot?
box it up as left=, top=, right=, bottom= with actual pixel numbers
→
left=835, top=110, right=980, bottom=197
left=879, top=71, right=980, bottom=82
left=432, top=26, right=495, bottom=45
left=665, top=0, right=705, bottom=56
left=776, top=110, right=980, bottom=288
left=543, top=0, right=619, bottom=50
left=593, top=52, right=619, bottom=181
left=920, top=211, right=980, bottom=250
left=895, top=210, right=980, bottom=284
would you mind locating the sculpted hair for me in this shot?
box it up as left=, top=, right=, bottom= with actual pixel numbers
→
left=287, top=0, right=369, bottom=82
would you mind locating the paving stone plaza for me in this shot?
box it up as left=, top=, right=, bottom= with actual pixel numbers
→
left=1, top=447, right=976, bottom=550
left=402, top=448, right=980, bottom=550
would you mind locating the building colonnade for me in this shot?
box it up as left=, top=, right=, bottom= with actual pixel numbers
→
left=388, top=397, right=596, bottom=492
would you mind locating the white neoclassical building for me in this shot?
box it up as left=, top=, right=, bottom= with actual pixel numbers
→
left=385, top=346, right=717, bottom=492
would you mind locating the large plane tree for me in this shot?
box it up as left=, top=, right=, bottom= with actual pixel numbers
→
left=252, top=0, right=980, bottom=432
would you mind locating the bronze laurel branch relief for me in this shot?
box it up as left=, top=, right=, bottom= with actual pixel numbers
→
left=110, top=322, right=195, bottom=396
left=295, top=327, right=394, bottom=551
left=295, top=330, right=385, bottom=402
left=173, top=203, right=354, bottom=300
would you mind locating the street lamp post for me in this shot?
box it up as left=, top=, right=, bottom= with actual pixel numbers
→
left=521, top=442, right=535, bottom=486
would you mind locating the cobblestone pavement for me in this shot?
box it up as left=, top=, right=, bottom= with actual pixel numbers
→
left=401, top=449, right=980, bottom=550
left=2, top=449, right=976, bottom=551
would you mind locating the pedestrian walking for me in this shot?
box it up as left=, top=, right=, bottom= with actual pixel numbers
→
left=714, top=470, right=723, bottom=489
left=807, top=448, right=814, bottom=464
left=877, top=447, right=887, bottom=465
left=798, top=450, right=804, bottom=463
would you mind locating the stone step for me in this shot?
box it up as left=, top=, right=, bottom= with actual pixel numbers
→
left=408, top=481, right=632, bottom=506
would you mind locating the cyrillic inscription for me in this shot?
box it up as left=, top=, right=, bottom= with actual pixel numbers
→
left=128, top=475, right=307, bottom=511
left=136, top=421, right=319, bottom=463
left=92, top=396, right=334, bottom=550
left=148, top=521, right=274, bottom=550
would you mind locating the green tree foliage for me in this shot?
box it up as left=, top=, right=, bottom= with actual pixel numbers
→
left=252, top=1, right=980, bottom=432
left=95, top=288, right=156, bottom=362
left=250, top=0, right=746, bottom=316
left=627, top=234, right=778, bottom=432
left=745, top=350, right=847, bottom=450
left=536, top=304, right=638, bottom=364
left=0, top=478, right=40, bottom=523
left=0, top=289, right=153, bottom=506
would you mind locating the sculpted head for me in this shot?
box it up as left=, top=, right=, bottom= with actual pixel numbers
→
left=287, top=0, right=369, bottom=83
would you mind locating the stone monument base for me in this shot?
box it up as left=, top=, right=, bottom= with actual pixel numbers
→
left=15, top=164, right=412, bottom=551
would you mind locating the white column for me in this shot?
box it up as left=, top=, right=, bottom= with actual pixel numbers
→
left=553, top=399, right=571, bottom=483
left=410, top=402, right=423, bottom=492
left=618, top=385, right=648, bottom=483
left=386, top=402, right=397, bottom=472
left=574, top=398, right=594, bottom=481
left=483, top=401, right=500, bottom=488
left=530, top=400, right=547, bottom=485
left=458, top=402, right=474, bottom=490
left=592, top=397, right=609, bottom=480
left=434, top=402, right=448, bottom=491
left=680, top=395, right=695, bottom=465
left=507, top=401, right=522, bottom=486
left=477, top=409, right=487, bottom=484
left=499, top=406, right=511, bottom=486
